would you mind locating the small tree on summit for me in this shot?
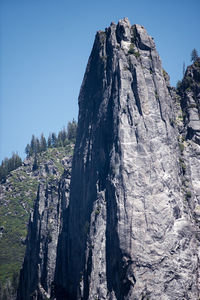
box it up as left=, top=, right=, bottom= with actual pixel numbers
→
left=191, top=48, right=199, bottom=62
left=57, top=128, right=68, bottom=147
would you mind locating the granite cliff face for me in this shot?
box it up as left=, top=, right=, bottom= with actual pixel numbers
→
left=16, top=158, right=72, bottom=300
left=18, top=18, right=200, bottom=299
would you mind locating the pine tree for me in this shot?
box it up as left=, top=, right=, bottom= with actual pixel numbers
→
left=191, top=48, right=198, bottom=62
left=35, top=138, right=40, bottom=154
left=0, top=163, right=6, bottom=182
left=57, top=132, right=63, bottom=147
left=57, top=128, right=68, bottom=147
left=47, top=134, right=52, bottom=148
left=0, top=153, right=22, bottom=182
left=30, top=135, right=36, bottom=156
left=12, top=153, right=22, bottom=169
left=67, top=119, right=77, bottom=143
left=62, top=128, right=68, bottom=144
left=25, top=144, right=31, bottom=157
left=51, top=132, right=57, bottom=148
left=40, top=134, right=47, bottom=152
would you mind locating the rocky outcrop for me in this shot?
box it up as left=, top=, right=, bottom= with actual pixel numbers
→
left=17, top=18, right=200, bottom=299
left=17, top=158, right=72, bottom=300
left=53, top=18, right=200, bottom=299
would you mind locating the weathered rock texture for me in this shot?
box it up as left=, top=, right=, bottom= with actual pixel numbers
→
left=17, top=158, right=72, bottom=300
left=55, top=19, right=200, bottom=299
left=18, top=19, right=200, bottom=299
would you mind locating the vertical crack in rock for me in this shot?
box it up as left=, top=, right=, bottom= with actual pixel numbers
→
left=130, top=69, right=143, bottom=116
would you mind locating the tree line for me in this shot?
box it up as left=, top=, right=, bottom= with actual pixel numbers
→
left=0, top=120, right=77, bottom=182
left=0, top=153, right=22, bottom=183
left=25, top=119, right=77, bottom=157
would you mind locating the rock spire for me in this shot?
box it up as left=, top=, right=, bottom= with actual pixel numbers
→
left=18, top=18, right=200, bottom=300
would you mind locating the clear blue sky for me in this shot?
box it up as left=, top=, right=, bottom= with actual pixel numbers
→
left=0, top=0, right=200, bottom=161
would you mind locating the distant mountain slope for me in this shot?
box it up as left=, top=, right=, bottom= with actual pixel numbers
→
left=0, top=146, right=73, bottom=299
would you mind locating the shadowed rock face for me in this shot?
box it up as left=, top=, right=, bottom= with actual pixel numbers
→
left=17, top=18, right=200, bottom=300
left=17, top=159, right=72, bottom=300
left=54, top=19, right=200, bottom=299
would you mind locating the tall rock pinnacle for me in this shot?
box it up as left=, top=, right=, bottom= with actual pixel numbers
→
left=17, top=18, right=200, bottom=299
left=54, top=18, right=199, bottom=299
